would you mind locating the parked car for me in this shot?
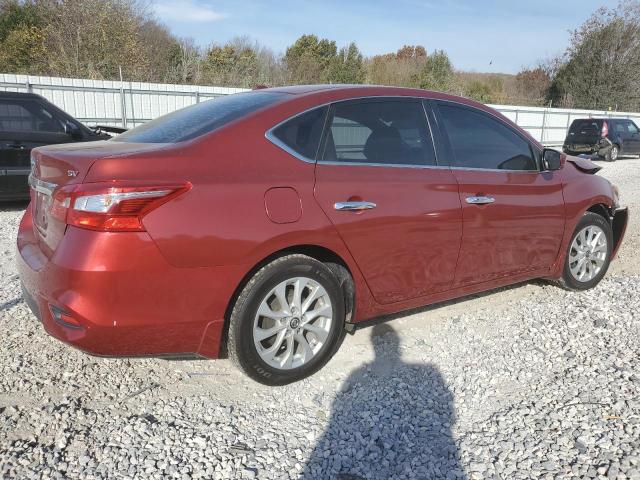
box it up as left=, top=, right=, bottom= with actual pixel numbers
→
left=0, top=91, right=113, bottom=201
left=17, top=85, right=628, bottom=385
left=563, top=117, right=640, bottom=161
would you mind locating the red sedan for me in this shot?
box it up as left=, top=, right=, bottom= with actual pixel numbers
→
left=17, top=85, right=628, bottom=385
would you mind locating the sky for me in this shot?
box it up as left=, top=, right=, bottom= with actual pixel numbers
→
left=152, top=0, right=608, bottom=74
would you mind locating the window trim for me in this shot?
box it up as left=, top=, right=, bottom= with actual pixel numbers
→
left=265, top=105, right=329, bottom=164
left=266, top=95, right=544, bottom=172
left=265, top=96, right=440, bottom=169
left=433, top=99, right=542, bottom=173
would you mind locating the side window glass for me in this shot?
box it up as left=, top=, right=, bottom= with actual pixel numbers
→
left=615, top=122, right=626, bottom=134
left=34, top=104, right=65, bottom=133
left=626, top=121, right=639, bottom=134
left=0, top=101, right=34, bottom=132
left=271, top=106, right=328, bottom=160
left=439, top=104, right=537, bottom=171
left=0, top=100, right=66, bottom=133
left=321, top=100, right=436, bottom=166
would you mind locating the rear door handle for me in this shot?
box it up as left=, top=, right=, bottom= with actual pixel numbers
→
left=334, top=201, right=377, bottom=211
left=465, top=196, right=495, bottom=205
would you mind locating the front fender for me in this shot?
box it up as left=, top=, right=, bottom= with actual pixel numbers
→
left=549, top=166, right=617, bottom=278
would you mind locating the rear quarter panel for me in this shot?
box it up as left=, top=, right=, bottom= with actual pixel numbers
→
left=84, top=100, right=382, bottom=321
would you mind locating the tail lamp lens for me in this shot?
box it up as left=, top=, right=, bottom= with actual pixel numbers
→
left=50, top=182, right=190, bottom=232
left=602, top=121, right=609, bottom=138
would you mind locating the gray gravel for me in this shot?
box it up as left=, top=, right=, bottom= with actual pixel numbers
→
left=1, top=158, right=639, bottom=479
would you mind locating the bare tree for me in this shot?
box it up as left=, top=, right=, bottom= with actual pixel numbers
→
left=38, top=0, right=151, bottom=79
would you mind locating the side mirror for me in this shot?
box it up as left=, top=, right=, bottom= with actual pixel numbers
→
left=542, top=148, right=563, bottom=171
left=64, top=122, right=82, bottom=140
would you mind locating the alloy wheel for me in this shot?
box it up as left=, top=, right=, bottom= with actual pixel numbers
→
left=611, top=146, right=619, bottom=161
left=253, top=277, right=333, bottom=370
left=568, top=225, right=608, bottom=282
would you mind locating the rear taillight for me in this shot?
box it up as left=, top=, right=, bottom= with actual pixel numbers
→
left=50, top=182, right=191, bottom=232
left=601, top=121, right=609, bottom=138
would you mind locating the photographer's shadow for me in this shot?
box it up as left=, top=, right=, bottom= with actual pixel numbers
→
left=302, top=324, right=466, bottom=480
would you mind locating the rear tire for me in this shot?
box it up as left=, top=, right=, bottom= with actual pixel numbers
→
left=604, top=144, right=619, bottom=162
left=558, top=212, right=613, bottom=291
left=227, top=254, right=346, bottom=386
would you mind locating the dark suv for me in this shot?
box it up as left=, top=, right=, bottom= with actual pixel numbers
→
left=563, top=118, right=640, bottom=161
left=0, top=91, right=112, bottom=201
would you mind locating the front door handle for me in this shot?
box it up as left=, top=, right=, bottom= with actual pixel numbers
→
left=466, top=196, right=495, bottom=205
left=334, top=201, right=377, bottom=211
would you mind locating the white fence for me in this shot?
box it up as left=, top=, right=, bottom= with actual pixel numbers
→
left=0, top=73, right=247, bottom=129
left=2, top=73, right=640, bottom=146
left=489, top=104, right=640, bottom=146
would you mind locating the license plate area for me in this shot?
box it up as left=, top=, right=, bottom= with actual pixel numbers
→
left=34, top=190, right=51, bottom=232
left=29, top=174, right=57, bottom=235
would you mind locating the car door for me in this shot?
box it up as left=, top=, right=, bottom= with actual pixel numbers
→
left=432, top=101, right=565, bottom=287
left=0, top=97, right=75, bottom=198
left=313, top=98, right=462, bottom=305
left=622, top=120, right=640, bottom=154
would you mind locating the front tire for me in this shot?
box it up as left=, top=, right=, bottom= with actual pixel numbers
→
left=227, top=254, right=346, bottom=385
left=559, top=212, right=613, bottom=291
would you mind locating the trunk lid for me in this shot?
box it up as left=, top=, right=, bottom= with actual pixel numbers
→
left=565, top=119, right=604, bottom=146
left=30, top=141, right=168, bottom=255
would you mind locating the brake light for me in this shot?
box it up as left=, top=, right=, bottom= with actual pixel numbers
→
left=602, top=121, right=609, bottom=138
left=50, top=182, right=191, bottom=232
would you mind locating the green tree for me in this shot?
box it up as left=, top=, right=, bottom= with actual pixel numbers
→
left=326, top=42, right=364, bottom=84
left=417, top=50, right=454, bottom=91
left=366, top=45, right=428, bottom=86
left=0, top=25, right=45, bottom=73
left=284, top=34, right=337, bottom=84
left=465, top=81, right=494, bottom=103
left=549, top=2, right=640, bottom=110
left=0, top=0, right=45, bottom=73
left=0, top=0, right=41, bottom=42
left=202, top=38, right=260, bottom=87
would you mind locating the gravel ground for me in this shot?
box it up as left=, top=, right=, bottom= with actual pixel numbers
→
left=1, top=158, right=639, bottom=480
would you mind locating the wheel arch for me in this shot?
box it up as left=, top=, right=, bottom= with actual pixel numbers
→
left=586, top=203, right=612, bottom=222
left=219, top=244, right=357, bottom=356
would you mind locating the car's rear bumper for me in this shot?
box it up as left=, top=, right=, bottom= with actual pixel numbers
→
left=16, top=206, right=243, bottom=359
left=564, top=140, right=613, bottom=157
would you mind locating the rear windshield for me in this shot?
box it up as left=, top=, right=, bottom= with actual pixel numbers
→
left=568, top=119, right=603, bottom=135
left=115, top=91, right=287, bottom=143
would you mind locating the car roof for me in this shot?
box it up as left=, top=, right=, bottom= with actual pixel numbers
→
left=263, top=83, right=495, bottom=116
left=0, top=91, right=45, bottom=100
left=266, top=83, right=454, bottom=99
left=571, top=117, right=633, bottom=123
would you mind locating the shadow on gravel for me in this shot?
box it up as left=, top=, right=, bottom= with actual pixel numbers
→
left=0, top=297, right=22, bottom=312
left=0, top=200, right=29, bottom=213
left=302, top=324, right=465, bottom=480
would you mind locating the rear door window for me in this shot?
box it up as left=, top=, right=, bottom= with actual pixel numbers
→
left=438, top=103, right=537, bottom=171
left=321, top=99, right=436, bottom=166
left=270, top=106, right=328, bottom=160
left=116, top=91, right=287, bottom=143
left=0, top=99, right=65, bottom=133
left=624, top=120, right=639, bottom=134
